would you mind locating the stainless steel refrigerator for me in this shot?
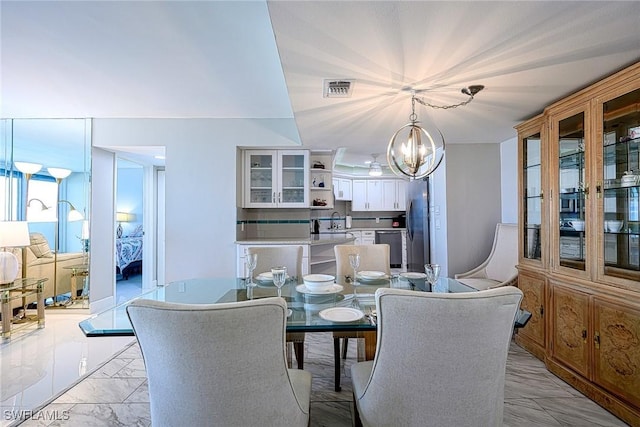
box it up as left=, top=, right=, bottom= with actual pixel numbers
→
left=406, top=178, right=430, bottom=271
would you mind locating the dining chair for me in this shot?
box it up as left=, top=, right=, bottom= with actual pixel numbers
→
left=333, top=243, right=390, bottom=391
left=455, top=223, right=518, bottom=290
left=126, top=297, right=312, bottom=427
left=246, top=245, right=305, bottom=369
left=351, top=286, right=523, bottom=427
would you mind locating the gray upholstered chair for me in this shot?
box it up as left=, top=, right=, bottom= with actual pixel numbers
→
left=455, top=223, right=518, bottom=291
left=351, top=286, right=523, bottom=427
left=246, top=245, right=305, bottom=369
left=333, top=244, right=390, bottom=391
left=126, top=297, right=311, bottom=427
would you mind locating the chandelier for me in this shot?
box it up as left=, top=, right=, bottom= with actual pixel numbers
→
left=387, top=85, right=484, bottom=180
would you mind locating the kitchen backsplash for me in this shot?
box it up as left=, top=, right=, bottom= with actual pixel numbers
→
left=237, top=202, right=403, bottom=240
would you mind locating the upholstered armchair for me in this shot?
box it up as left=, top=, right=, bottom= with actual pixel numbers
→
left=14, top=232, right=84, bottom=308
left=455, top=223, right=518, bottom=291
left=351, top=286, right=523, bottom=427
left=127, top=297, right=312, bottom=427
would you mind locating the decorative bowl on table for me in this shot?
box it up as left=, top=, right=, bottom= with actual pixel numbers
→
left=303, top=274, right=335, bottom=291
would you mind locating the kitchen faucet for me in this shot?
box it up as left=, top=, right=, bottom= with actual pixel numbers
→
left=330, top=211, right=341, bottom=230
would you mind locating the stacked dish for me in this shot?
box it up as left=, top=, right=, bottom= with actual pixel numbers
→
left=356, top=271, right=388, bottom=284
left=303, top=274, right=335, bottom=291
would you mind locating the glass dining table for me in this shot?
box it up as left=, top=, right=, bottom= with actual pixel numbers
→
left=80, top=276, right=529, bottom=361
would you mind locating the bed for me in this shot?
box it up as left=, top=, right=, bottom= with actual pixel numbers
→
left=116, top=236, right=143, bottom=279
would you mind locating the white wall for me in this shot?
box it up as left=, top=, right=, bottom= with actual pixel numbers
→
left=501, top=136, right=518, bottom=223
left=91, top=118, right=300, bottom=305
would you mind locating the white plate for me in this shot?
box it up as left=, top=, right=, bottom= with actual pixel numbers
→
left=400, top=272, right=427, bottom=280
left=256, top=272, right=273, bottom=282
left=319, top=307, right=364, bottom=323
left=296, top=284, right=344, bottom=295
left=358, top=271, right=386, bottom=279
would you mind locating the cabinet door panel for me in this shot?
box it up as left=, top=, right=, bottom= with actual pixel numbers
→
left=551, top=285, right=590, bottom=377
left=367, top=180, right=383, bottom=210
left=352, top=180, right=367, bottom=211
left=517, top=273, right=545, bottom=347
left=381, top=180, right=396, bottom=210
left=593, top=298, right=640, bottom=408
left=245, top=151, right=276, bottom=207
left=396, top=180, right=407, bottom=211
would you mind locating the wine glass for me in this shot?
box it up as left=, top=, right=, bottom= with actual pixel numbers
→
left=424, top=264, right=440, bottom=291
left=348, top=253, right=361, bottom=305
left=271, top=266, right=287, bottom=298
left=245, top=251, right=258, bottom=289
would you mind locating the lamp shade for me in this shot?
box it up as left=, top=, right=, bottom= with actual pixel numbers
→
left=47, top=167, right=72, bottom=179
left=0, top=221, right=30, bottom=284
left=116, top=212, right=135, bottom=222
left=0, top=221, right=30, bottom=247
left=15, top=162, right=42, bottom=175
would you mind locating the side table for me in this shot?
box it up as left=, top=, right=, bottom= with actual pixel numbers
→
left=1, top=278, right=47, bottom=340
left=65, top=264, right=89, bottom=301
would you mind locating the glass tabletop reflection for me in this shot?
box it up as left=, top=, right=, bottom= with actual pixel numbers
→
left=79, top=276, right=476, bottom=336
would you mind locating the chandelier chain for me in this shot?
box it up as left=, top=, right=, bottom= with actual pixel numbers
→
left=413, top=94, right=475, bottom=110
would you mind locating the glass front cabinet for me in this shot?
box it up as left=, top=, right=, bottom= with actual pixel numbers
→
left=243, top=150, right=309, bottom=208
left=516, top=62, right=640, bottom=426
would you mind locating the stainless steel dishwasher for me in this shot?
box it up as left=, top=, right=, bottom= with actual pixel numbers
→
left=375, top=230, right=403, bottom=268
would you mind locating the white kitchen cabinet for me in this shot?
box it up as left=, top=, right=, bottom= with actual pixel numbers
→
left=361, top=230, right=375, bottom=245
left=243, top=150, right=309, bottom=208
left=353, top=179, right=405, bottom=211
left=352, top=180, right=384, bottom=211
left=333, top=177, right=352, bottom=201
left=382, top=180, right=406, bottom=211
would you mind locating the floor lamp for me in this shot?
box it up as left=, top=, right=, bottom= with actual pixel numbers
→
left=14, top=161, right=43, bottom=276
left=47, top=168, right=75, bottom=307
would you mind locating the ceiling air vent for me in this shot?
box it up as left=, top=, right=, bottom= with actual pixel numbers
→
left=323, top=79, right=355, bottom=98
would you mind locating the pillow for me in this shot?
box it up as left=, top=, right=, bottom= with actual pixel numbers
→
left=29, top=232, right=53, bottom=258
left=130, top=224, right=144, bottom=237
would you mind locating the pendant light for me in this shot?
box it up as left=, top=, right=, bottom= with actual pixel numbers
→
left=387, top=85, right=483, bottom=180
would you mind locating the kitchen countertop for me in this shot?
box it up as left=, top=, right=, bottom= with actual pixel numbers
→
left=236, top=233, right=356, bottom=246
left=236, top=229, right=406, bottom=246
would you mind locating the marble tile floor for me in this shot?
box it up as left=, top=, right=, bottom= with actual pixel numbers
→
left=5, top=329, right=630, bottom=426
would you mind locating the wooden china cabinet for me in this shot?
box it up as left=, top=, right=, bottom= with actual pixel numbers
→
left=516, top=62, right=640, bottom=426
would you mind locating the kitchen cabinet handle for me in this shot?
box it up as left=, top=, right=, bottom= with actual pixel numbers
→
left=540, top=190, right=544, bottom=201
left=596, top=181, right=602, bottom=199
left=272, top=192, right=276, bottom=203
left=581, top=329, right=587, bottom=343
left=594, top=331, right=600, bottom=349
left=278, top=192, right=281, bottom=203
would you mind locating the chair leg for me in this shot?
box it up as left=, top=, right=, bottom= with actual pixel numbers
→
left=334, top=337, right=342, bottom=392
left=353, top=393, right=363, bottom=427
left=293, top=342, right=304, bottom=370
left=341, top=338, right=349, bottom=359
left=286, top=342, right=293, bottom=369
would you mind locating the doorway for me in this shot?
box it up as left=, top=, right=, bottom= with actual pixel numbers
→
left=115, top=158, right=144, bottom=304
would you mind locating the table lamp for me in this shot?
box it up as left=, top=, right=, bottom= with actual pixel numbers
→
left=0, top=221, right=30, bottom=284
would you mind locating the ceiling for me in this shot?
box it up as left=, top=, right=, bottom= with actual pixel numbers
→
left=2, top=1, right=640, bottom=169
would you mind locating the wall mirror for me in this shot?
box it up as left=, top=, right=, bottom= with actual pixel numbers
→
left=1, top=118, right=91, bottom=308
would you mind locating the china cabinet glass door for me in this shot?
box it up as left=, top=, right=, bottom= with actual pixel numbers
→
left=557, top=112, right=587, bottom=271
left=600, top=88, right=640, bottom=282
left=247, top=151, right=276, bottom=207
left=523, top=131, right=543, bottom=262
left=278, top=152, right=307, bottom=206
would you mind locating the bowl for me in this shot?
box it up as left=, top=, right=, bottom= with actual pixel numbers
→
left=303, top=274, right=335, bottom=291
left=569, top=220, right=584, bottom=231
left=605, top=220, right=624, bottom=232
